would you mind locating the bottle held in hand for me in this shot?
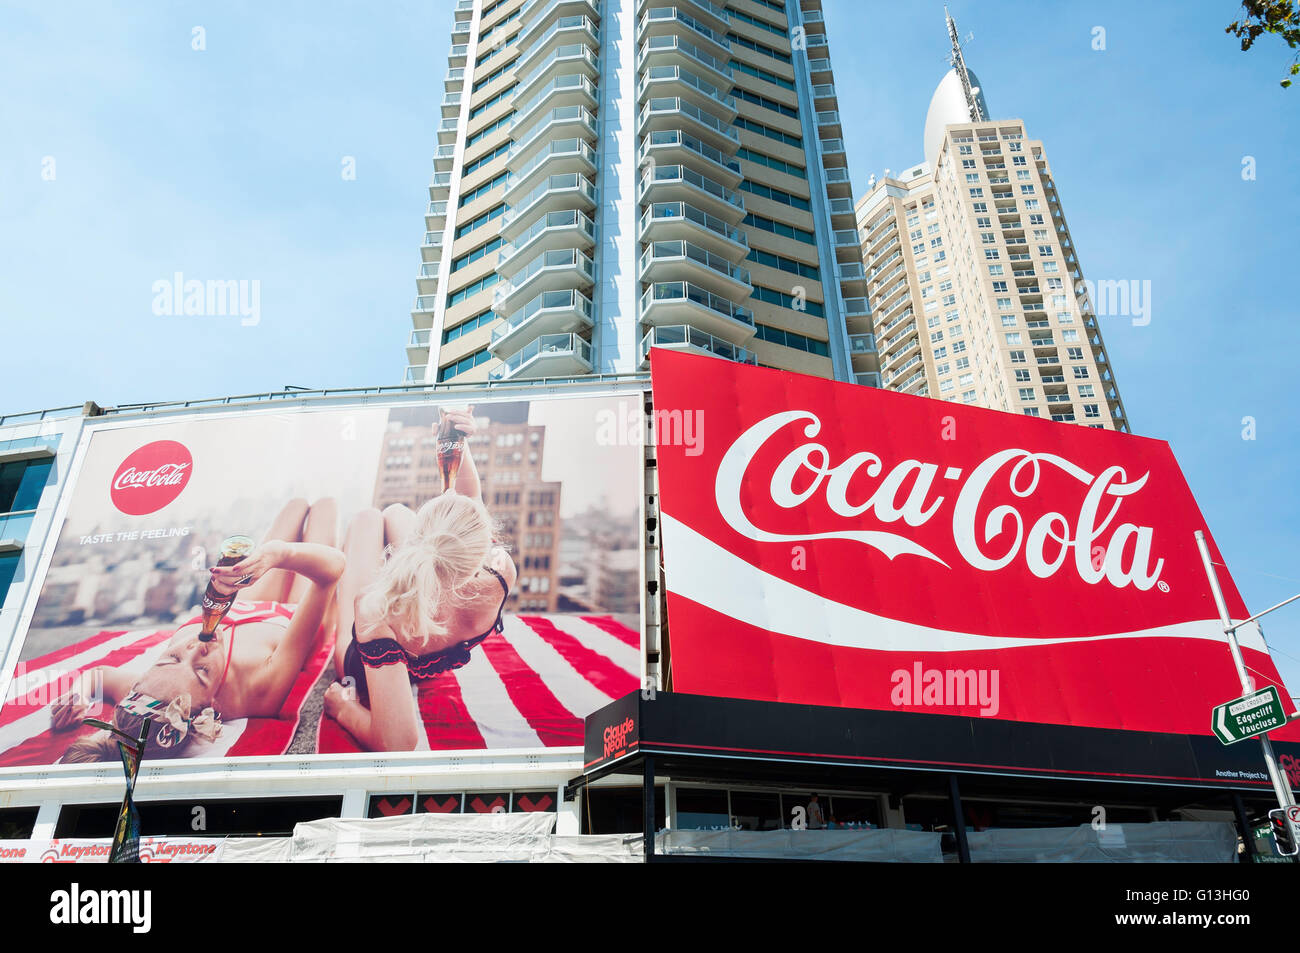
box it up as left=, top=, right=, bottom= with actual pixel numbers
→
left=199, top=534, right=254, bottom=641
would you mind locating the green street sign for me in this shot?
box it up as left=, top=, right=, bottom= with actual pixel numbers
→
left=1212, top=686, right=1287, bottom=745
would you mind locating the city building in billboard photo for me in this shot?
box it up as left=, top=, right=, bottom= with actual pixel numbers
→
left=854, top=12, right=1129, bottom=430
left=403, top=0, right=873, bottom=388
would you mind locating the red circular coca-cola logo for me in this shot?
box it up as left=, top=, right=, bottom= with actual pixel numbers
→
left=110, top=440, right=193, bottom=515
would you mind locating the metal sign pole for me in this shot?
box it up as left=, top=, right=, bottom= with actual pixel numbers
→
left=1194, top=531, right=1299, bottom=849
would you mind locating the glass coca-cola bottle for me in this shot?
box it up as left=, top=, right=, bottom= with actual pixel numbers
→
left=198, top=535, right=254, bottom=641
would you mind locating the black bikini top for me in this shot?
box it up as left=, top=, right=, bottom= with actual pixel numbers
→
left=354, top=565, right=509, bottom=679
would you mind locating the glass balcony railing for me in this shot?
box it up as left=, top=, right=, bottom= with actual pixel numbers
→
left=641, top=325, right=755, bottom=364
left=507, top=137, right=598, bottom=186
left=492, top=288, right=594, bottom=343
left=638, top=65, right=735, bottom=111
left=419, top=262, right=440, bottom=277
left=639, top=163, right=743, bottom=208
left=517, top=15, right=599, bottom=71
left=503, top=248, right=595, bottom=294
left=640, top=239, right=750, bottom=285
left=490, top=332, right=591, bottom=379
left=499, top=209, right=596, bottom=262
left=511, top=106, right=597, bottom=156
left=408, top=328, right=432, bottom=348
left=639, top=34, right=731, bottom=79
left=640, top=281, right=754, bottom=326
left=403, top=365, right=430, bottom=385
left=516, top=44, right=600, bottom=94
left=639, top=8, right=730, bottom=52
left=640, top=96, right=738, bottom=141
left=503, top=172, right=597, bottom=226
left=639, top=129, right=741, bottom=177
left=640, top=202, right=745, bottom=246
left=513, top=74, right=597, bottom=127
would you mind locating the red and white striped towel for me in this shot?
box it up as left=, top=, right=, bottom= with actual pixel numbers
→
left=317, top=614, right=640, bottom=753
left=0, top=602, right=330, bottom=767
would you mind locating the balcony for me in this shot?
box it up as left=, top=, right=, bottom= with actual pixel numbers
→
left=501, top=172, right=597, bottom=239
left=416, top=260, right=440, bottom=295
left=639, top=129, right=743, bottom=187
left=512, top=73, right=598, bottom=131
left=445, top=67, right=465, bottom=92
left=824, top=166, right=852, bottom=199
left=510, top=105, right=598, bottom=166
left=639, top=239, right=751, bottom=300
left=842, top=297, right=869, bottom=318
left=505, top=137, right=598, bottom=197
left=808, top=57, right=832, bottom=81
left=816, top=110, right=842, bottom=140
left=425, top=200, right=448, bottom=227
left=638, top=64, right=737, bottom=121
left=515, top=16, right=599, bottom=79
left=639, top=96, right=739, bottom=151
left=420, top=230, right=444, bottom=264
left=491, top=288, right=594, bottom=358
left=848, top=333, right=877, bottom=356
left=437, top=117, right=460, bottom=145
left=489, top=332, right=593, bottom=381
left=493, top=247, right=595, bottom=314
left=640, top=324, right=756, bottom=368
left=403, top=365, right=431, bottom=386
left=441, top=92, right=462, bottom=118
left=497, top=209, right=596, bottom=273
left=429, top=170, right=453, bottom=197
left=516, top=44, right=601, bottom=101
left=406, top=328, right=432, bottom=363
left=639, top=280, right=756, bottom=344
left=638, top=34, right=733, bottom=91
left=638, top=201, right=747, bottom=258
left=637, top=8, right=731, bottom=64
left=636, top=0, right=731, bottom=33
left=638, top=162, right=745, bottom=222
left=449, top=44, right=468, bottom=67
left=519, top=0, right=601, bottom=42
left=855, top=372, right=883, bottom=388
left=819, top=137, right=847, bottom=169
left=433, top=143, right=457, bottom=171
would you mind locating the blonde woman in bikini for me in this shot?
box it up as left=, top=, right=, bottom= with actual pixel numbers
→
left=325, top=409, right=518, bottom=752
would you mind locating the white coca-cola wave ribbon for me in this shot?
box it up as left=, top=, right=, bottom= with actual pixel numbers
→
left=660, top=512, right=1265, bottom=654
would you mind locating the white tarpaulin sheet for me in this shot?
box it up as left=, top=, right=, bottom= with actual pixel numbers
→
left=655, top=828, right=945, bottom=862
left=965, top=821, right=1240, bottom=863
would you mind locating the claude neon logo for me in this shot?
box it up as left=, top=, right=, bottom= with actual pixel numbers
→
left=110, top=440, right=193, bottom=515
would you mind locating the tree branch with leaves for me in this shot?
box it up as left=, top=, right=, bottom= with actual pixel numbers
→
left=1227, top=0, right=1300, bottom=87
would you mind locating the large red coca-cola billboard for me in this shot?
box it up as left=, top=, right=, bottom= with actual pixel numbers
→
left=650, top=349, right=1298, bottom=740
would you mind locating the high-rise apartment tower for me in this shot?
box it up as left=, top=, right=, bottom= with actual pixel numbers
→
left=404, top=0, right=873, bottom=387
left=855, top=13, right=1130, bottom=430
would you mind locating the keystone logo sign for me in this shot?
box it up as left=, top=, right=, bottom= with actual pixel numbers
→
left=649, top=349, right=1299, bottom=739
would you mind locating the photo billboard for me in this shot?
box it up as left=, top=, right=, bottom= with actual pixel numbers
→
left=0, top=392, right=642, bottom=767
left=650, top=349, right=1299, bottom=742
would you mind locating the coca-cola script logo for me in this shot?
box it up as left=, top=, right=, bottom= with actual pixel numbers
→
left=110, top=441, right=193, bottom=515
left=715, top=411, right=1165, bottom=591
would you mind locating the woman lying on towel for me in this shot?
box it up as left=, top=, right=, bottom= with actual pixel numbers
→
left=324, top=409, right=517, bottom=751
left=49, top=498, right=344, bottom=762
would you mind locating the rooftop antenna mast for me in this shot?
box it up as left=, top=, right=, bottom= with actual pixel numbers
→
left=945, top=7, right=984, bottom=122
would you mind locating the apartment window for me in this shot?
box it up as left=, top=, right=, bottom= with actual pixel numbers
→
left=930, top=237, right=944, bottom=248
left=1013, top=156, right=1027, bottom=166
left=1057, top=312, right=1074, bottom=323
left=1072, top=366, right=1090, bottom=379
left=938, top=279, right=953, bottom=292
left=927, top=314, right=940, bottom=327
left=927, top=223, right=941, bottom=235
left=955, top=356, right=969, bottom=370
left=988, top=265, right=1004, bottom=276
left=976, top=217, right=991, bottom=228
left=0, top=458, right=52, bottom=515
left=1014, top=369, right=1031, bottom=382
left=1009, top=350, right=1026, bottom=364
left=1017, top=170, right=1032, bottom=180
left=959, top=374, right=973, bottom=386
left=933, top=346, right=947, bottom=358
left=1025, top=199, right=1041, bottom=210
left=962, top=159, right=976, bottom=169
left=951, top=341, right=967, bottom=354
left=1037, top=245, right=1054, bottom=256
left=1083, top=404, right=1101, bottom=418
left=1023, top=407, right=1040, bottom=417
left=1065, top=347, right=1083, bottom=361
left=959, top=145, right=973, bottom=155
left=1009, top=141, right=1022, bottom=152
left=1042, top=261, right=1059, bottom=272
left=1062, top=329, right=1080, bottom=342
left=1018, top=387, right=1035, bottom=401
left=962, top=391, right=976, bottom=402
left=1078, top=385, right=1096, bottom=397
left=965, top=173, right=981, bottom=183
left=991, top=280, right=1008, bottom=292
left=930, top=331, right=944, bottom=342
left=1029, top=214, right=1045, bottom=225
left=980, top=231, right=996, bottom=244
left=910, top=228, right=923, bottom=241
left=1000, top=315, right=1017, bottom=327
left=945, top=310, right=960, bottom=322
left=1005, top=332, right=1022, bottom=345
left=969, top=188, right=984, bottom=198
left=997, top=298, right=1013, bottom=310
left=936, top=362, right=951, bottom=375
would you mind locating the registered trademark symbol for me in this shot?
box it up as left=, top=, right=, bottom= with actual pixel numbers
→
left=1157, top=581, right=1170, bottom=593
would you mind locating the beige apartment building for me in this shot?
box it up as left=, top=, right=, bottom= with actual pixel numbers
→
left=404, top=0, right=871, bottom=388
left=854, top=20, right=1129, bottom=430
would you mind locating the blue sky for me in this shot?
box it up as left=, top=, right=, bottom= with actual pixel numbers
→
left=2, top=1, right=1299, bottom=691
